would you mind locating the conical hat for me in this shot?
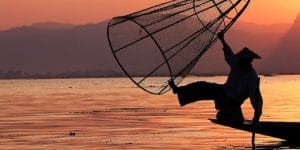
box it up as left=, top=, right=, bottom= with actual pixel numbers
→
left=235, top=47, right=262, bottom=59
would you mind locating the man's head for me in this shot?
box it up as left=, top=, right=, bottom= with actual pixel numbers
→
left=235, top=47, right=261, bottom=70
left=235, top=47, right=261, bottom=60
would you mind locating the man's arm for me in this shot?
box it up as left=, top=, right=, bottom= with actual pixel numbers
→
left=218, top=31, right=234, bottom=62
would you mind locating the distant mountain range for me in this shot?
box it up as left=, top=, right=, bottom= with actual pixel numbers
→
left=0, top=21, right=121, bottom=77
left=0, top=14, right=299, bottom=78
left=264, top=14, right=300, bottom=74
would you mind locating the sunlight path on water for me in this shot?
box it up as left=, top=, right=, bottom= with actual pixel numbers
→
left=0, top=75, right=299, bottom=149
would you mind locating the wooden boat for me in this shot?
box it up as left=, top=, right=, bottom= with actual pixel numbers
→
left=210, top=118, right=300, bottom=144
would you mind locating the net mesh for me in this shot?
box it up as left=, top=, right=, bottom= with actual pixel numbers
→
left=107, top=0, right=250, bottom=94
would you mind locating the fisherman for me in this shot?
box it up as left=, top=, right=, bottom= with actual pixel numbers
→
left=169, top=31, right=263, bottom=126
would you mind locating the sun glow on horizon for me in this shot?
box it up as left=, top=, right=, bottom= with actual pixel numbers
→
left=240, top=0, right=300, bottom=24
left=0, top=0, right=299, bottom=30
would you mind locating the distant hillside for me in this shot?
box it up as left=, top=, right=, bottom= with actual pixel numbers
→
left=0, top=22, right=121, bottom=76
left=264, top=14, right=300, bottom=74
left=31, top=22, right=75, bottom=30
left=0, top=16, right=298, bottom=78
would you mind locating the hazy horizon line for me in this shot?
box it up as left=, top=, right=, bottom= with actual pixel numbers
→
left=0, top=18, right=295, bottom=32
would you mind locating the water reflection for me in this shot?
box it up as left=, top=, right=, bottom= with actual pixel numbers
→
left=0, top=76, right=299, bottom=149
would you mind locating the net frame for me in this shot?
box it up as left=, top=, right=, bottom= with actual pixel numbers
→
left=107, top=0, right=251, bottom=95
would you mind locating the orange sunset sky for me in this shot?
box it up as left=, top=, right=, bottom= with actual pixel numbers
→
left=1, top=0, right=300, bottom=30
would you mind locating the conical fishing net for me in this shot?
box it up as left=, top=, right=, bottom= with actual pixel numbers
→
left=107, top=0, right=250, bottom=94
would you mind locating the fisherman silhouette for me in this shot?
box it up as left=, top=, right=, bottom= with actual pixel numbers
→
left=169, top=31, right=263, bottom=126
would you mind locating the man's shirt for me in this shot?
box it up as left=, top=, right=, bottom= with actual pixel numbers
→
left=223, top=46, right=263, bottom=116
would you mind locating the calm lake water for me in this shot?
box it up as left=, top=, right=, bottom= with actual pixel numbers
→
left=0, top=75, right=299, bottom=149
